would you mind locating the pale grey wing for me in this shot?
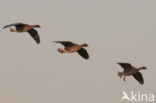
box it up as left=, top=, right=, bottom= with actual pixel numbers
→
left=118, top=63, right=133, bottom=71
left=27, top=29, right=40, bottom=44
left=132, top=72, right=144, bottom=85
left=3, top=23, right=24, bottom=29
left=77, top=48, right=89, bottom=59
left=54, top=41, right=74, bottom=47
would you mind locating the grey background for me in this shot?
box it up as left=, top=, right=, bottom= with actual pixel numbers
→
left=0, top=0, right=155, bottom=103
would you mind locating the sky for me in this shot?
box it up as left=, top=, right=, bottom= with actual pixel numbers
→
left=0, top=0, right=156, bottom=103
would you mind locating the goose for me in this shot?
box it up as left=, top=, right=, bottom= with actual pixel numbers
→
left=3, top=23, right=41, bottom=44
left=118, top=63, right=147, bottom=85
left=54, top=41, right=89, bottom=59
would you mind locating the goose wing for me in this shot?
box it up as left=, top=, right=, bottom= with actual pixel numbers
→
left=77, top=48, right=89, bottom=59
left=27, top=29, right=40, bottom=44
left=118, top=63, right=133, bottom=71
left=3, top=23, right=24, bottom=29
left=132, top=72, right=144, bottom=85
left=54, top=41, right=74, bottom=47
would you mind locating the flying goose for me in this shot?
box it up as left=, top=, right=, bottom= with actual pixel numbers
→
left=54, top=41, right=89, bottom=59
left=3, top=23, right=41, bottom=44
left=118, top=63, right=147, bottom=85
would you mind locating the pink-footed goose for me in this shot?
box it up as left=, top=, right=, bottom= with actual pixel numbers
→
left=3, top=23, right=41, bottom=44
left=118, top=63, right=147, bottom=85
left=54, top=41, right=89, bottom=59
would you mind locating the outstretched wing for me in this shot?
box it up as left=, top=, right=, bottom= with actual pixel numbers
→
left=132, top=72, right=144, bottom=85
left=3, top=23, right=24, bottom=29
left=54, top=41, right=74, bottom=47
left=27, top=29, right=40, bottom=44
left=77, top=48, right=89, bottom=59
left=118, top=63, right=133, bottom=71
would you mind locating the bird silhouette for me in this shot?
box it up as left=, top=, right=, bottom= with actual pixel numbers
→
left=121, top=91, right=130, bottom=101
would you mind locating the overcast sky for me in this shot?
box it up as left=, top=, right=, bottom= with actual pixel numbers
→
left=0, top=0, right=156, bottom=103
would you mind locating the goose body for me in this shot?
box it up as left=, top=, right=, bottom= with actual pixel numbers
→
left=3, top=23, right=41, bottom=44
left=54, top=41, right=89, bottom=59
left=64, top=44, right=83, bottom=53
left=118, top=63, right=147, bottom=85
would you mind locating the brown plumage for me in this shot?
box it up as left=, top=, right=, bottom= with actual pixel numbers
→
left=3, top=23, right=41, bottom=44
left=118, top=63, right=147, bottom=85
left=54, top=41, right=89, bottom=59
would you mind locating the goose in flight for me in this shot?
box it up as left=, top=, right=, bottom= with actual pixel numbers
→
left=3, top=23, right=41, bottom=44
left=118, top=63, right=147, bottom=85
left=54, top=41, right=89, bottom=59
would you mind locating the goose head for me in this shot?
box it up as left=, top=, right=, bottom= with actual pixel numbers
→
left=138, top=66, right=148, bottom=71
left=33, top=25, right=41, bottom=28
left=82, top=43, right=88, bottom=47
